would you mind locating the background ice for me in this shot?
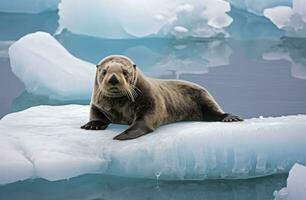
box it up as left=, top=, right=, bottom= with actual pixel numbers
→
left=274, top=164, right=306, bottom=200
left=58, top=0, right=232, bottom=39
left=8, top=32, right=95, bottom=101
left=1, top=0, right=305, bottom=39
left=226, top=0, right=291, bottom=15
left=0, top=105, right=306, bottom=184
left=0, top=0, right=59, bottom=14
left=226, top=7, right=284, bottom=39
left=263, top=0, right=306, bottom=37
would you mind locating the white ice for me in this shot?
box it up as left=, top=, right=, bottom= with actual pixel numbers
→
left=274, top=164, right=306, bottom=200
left=0, top=0, right=59, bottom=14
left=0, top=105, right=306, bottom=185
left=263, top=0, right=306, bottom=37
left=8, top=32, right=96, bottom=101
left=58, top=0, right=233, bottom=39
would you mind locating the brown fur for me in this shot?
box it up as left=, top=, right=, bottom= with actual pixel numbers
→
left=81, top=55, right=243, bottom=140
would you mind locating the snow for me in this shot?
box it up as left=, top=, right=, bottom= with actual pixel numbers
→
left=0, top=105, right=306, bottom=185
left=274, top=164, right=306, bottom=200
left=0, top=0, right=60, bottom=14
left=8, top=32, right=95, bottom=101
left=58, top=0, right=233, bottom=39
left=263, top=0, right=306, bottom=37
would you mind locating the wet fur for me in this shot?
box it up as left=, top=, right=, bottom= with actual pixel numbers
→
left=81, top=56, right=243, bottom=140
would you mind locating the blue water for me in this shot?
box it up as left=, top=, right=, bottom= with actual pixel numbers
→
left=1, top=10, right=306, bottom=200
left=0, top=174, right=287, bottom=200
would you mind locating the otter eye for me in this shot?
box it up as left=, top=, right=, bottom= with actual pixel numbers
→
left=102, top=69, right=107, bottom=75
left=122, top=69, right=128, bottom=76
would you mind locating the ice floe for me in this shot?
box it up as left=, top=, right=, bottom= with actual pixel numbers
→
left=274, top=164, right=306, bottom=200
left=0, top=105, right=306, bottom=184
left=8, top=32, right=95, bottom=101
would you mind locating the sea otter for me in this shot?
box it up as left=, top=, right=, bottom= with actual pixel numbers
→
left=81, top=55, right=243, bottom=140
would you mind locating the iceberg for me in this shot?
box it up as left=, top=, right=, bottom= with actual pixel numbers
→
left=8, top=32, right=96, bottom=101
left=0, top=105, right=306, bottom=185
left=226, top=0, right=291, bottom=16
left=263, top=0, right=306, bottom=37
left=274, top=164, right=306, bottom=200
left=226, top=7, right=284, bottom=39
left=0, top=0, right=60, bottom=14
left=58, top=0, right=233, bottom=39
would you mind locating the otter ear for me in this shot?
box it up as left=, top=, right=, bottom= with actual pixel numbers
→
left=96, top=65, right=99, bottom=68
left=133, top=64, right=136, bottom=69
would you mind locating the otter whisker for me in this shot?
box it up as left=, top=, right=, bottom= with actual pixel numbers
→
left=130, top=87, right=137, bottom=100
left=95, top=86, right=103, bottom=100
left=127, top=88, right=135, bottom=102
left=124, top=86, right=135, bottom=102
left=131, top=85, right=141, bottom=94
left=122, top=88, right=131, bottom=102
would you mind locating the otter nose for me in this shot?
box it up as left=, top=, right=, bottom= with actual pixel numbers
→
left=108, top=74, right=119, bottom=85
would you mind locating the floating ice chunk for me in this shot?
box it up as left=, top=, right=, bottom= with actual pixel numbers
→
left=263, top=0, right=306, bottom=37
left=263, top=6, right=294, bottom=29
left=0, top=105, right=306, bottom=184
left=274, top=164, right=306, bottom=200
left=58, top=0, right=233, bottom=39
left=174, top=26, right=189, bottom=33
left=274, top=188, right=289, bottom=200
left=8, top=32, right=96, bottom=101
left=0, top=0, right=60, bottom=14
left=287, top=164, right=306, bottom=200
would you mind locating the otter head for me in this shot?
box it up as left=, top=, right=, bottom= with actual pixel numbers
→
left=95, top=55, right=138, bottom=101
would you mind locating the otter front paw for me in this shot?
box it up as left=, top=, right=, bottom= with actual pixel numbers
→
left=222, top=114, right=243, bottom=122
left=114, top=129, right=150, bottom=140
left=81, top=120, right=108, bottom=130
